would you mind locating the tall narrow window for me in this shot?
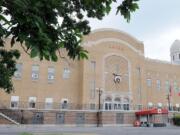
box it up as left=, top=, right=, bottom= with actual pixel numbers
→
left=174, top=81, right=178, bottom=93
left=32, top=65, right=39, bottom=80
left=45, top=98, right=53, bottom=109
left=10, top=96, right=19, bottom=109
left=90, top=61, right=96, bottom=73
left=28, top=97, right=36, bottom=109
left=146, top=78, right=152, bottom=87
left=63, top=68, right=70, bottom=79
left=104, top=97, right=112, bottom=110
left=14, top=63, right=22, bottom=79
left=90, top=80, right=96, bottom=99
left=179, top=54, right=180, bottom=59
left=48, top=67, right=55, bottom=82
left=165, top=80, right=170, bottom=92
left=156, top=80, right=161, bottom=90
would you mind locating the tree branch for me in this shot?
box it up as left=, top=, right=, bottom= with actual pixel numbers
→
left=20, top=44, right=30, bottom=55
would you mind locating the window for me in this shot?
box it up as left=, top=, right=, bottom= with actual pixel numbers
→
left=90, top=103, right=96, bottom=110
left=10, top=96, right=19, bottom=108
left=45, top=98, right=53, bottom=109
left=90, top=61, right=96, bottom=72
left=156, top=80, right=161, bottom=90
left=165, top=80, right=170, bottom=92
left=146, top=79, right=152, bottom=87
left=114, top=97, right=121, bottom=110
left=174, top=81, right=178, bottom=93
left=32, top=65, right=39, bottom=80
left=90, top=80, right=96, bottom=99
left=61, top=99, right=68, bottom=109
left=63, top=68, right=70, bottom=79
left=104, top=97, right=112, bottom=110
left=179, top=54, right=180, bottom=59
left=14, top=63, right=22, bottom=79
left=28, top=97, right=36, bottom=109
left=123, top=97, right=130, bottom=110
left=157, top=103, right=162, bottom=108
left=123, top=104, right=130, bottom=110
left=173, top=55, right=175, bottom=60
left=105, top=102, right=112, bottom=110
left=148, top=102, right=153, bottom=109
left=48, top=67, right=55, bottom=82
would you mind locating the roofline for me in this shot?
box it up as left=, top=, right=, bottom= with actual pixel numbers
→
left=91, top=28, right=143, bottom=44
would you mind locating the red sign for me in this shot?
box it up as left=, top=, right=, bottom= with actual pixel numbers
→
left=135, top=108, right=168, bottom=115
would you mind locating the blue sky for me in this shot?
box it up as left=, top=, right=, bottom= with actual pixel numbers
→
left=88, top=0, right=180, bottom=61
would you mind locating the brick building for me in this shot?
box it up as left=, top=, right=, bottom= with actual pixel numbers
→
left=0, top=28, right=180, bottom=125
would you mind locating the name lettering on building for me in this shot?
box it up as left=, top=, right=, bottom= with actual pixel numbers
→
left=109, top=44, right=124, bottom=51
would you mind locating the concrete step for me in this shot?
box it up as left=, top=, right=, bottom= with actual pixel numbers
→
left=0, top=112, right=20, bottom=125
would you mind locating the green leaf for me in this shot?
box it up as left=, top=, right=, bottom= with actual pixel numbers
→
left=30, top=48, right=38, bottom=58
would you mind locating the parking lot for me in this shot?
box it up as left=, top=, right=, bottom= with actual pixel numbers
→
left=0, top=125, right=180, bottom=135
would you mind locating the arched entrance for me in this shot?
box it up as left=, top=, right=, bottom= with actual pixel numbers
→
left=103, top=54, right=131, bottom=110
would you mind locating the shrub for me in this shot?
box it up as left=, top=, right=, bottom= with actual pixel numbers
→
left=173, top=115, right=180, bottom=126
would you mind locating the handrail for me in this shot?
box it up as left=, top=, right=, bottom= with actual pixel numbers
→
left=0, top=112, right=20, bottom=125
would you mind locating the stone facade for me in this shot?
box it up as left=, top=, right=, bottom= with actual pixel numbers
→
left=0, top=28, right=180, bottom=125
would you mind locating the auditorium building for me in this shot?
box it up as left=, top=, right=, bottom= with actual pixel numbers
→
left=0, top=28, right=180, bottom=125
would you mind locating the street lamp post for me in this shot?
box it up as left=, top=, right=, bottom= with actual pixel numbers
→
left=167, top=94, right=171, bottom=111
left=96, top=87, right=103, bottom=127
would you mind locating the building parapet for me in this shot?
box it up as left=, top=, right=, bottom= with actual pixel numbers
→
left=145, top=57, right=180, bottom=66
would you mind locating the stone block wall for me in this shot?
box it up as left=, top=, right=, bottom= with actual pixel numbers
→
left=0, top=109, right=136, bottom=126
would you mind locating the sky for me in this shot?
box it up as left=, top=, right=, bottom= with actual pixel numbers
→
left=88, top=0, right=180, bottom=61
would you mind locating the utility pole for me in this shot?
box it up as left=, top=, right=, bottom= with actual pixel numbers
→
left=167, top=94, right=171, bottom=111
left=96, top=88, right=103, bottom=127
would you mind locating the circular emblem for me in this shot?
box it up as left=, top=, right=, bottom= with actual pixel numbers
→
left=113, top=73, right=121, bottom=83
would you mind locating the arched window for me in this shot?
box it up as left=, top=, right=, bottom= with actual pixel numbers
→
left=123, top=97, right=129, bottom=103
left=105, top=96, right=112, bottom=102
left=114, top=97, right=121, bottom=102
left=104, top=96, right=112, bottom=110
left=123, top=97, right=130, bottom=111
left=114, top=97, right=121, bottom=110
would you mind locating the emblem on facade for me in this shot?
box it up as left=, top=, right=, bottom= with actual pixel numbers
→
left=113, top=73, right=122, bottom=83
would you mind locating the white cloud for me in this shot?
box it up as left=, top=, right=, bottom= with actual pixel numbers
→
left=144, top=27, right=180, bottom=61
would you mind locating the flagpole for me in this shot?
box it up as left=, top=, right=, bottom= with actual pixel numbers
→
left=167, top=84, right=172, bottom=111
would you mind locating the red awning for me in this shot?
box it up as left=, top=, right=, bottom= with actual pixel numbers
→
left=135, top=108, right=168, bottom=115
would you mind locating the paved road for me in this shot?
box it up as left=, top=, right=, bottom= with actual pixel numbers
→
left=0, top=125, right=180, bottom=135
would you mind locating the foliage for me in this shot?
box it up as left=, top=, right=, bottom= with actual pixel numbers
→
left=173, top=114, right=180, bottom=126
left=0, top=0, right=139, bottom=93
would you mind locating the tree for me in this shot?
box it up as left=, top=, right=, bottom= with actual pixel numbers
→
left=0, top=0, right=139, bottom=93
